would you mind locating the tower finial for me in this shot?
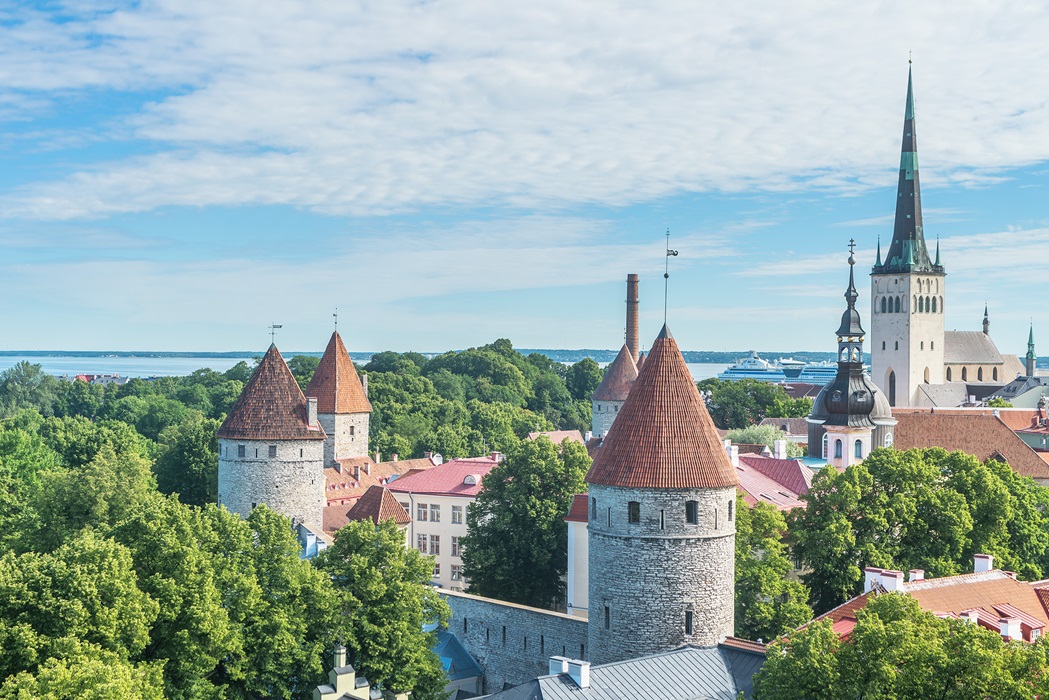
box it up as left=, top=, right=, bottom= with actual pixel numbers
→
left=664, top=228, right=678, bottom=324
left=269, top=323, right=283, bottom=344
left=333, top=308, right=338, bottom=332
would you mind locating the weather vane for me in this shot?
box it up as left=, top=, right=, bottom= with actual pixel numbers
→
left=664, top=228, right=679, bottom=323
left=333, top=308, right=338, bottom=332
left=269, top=323, right=283, bottom=343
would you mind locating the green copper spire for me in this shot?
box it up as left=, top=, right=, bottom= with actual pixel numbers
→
left=875, top=64, right=936, bottom=273
left=934, top=236, right=941, bottom=266
left=875, top=237, right=882, bottom=266
left=1029, top=324, right=1036, bottom=358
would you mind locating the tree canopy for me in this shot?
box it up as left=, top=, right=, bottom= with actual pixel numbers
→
left=460, top=436, right=592, bottom=609
left=725, top=425, right=805, bottom=457
left=697, top=378, right=812, bottom=430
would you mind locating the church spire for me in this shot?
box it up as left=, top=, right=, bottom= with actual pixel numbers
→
left=875, top=65, right=939, bottom=274
left=836, top=240, right=865, bottom=339
left=983, top=304, right=990, bottom=335
left=1027, top=323, right=1037, bottom=377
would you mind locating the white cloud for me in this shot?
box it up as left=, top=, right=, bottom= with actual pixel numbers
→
left=1, top=1, right=1049, bottom=221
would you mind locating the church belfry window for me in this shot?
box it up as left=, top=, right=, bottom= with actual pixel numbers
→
left=881, top=297, right=887, bottom=313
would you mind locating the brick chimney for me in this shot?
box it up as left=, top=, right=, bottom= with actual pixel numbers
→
left=626, top=274, right=640, bottom=363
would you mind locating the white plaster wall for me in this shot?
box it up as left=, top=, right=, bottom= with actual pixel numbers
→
left=871, top=272, right=945, bottom=407
left=218, top=437, right=325, bottom=528
left=824, top=427, right=873, bottom=468
left=566, top=519, right=589, bottom=616
left=390, top=491, right=474, bottom=590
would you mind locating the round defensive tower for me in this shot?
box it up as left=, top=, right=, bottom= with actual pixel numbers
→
left=217, top=344, right=327, bottom=528
left=591, top=344, right=637, bottom=438
left=586, top=324, right=739, bottom=665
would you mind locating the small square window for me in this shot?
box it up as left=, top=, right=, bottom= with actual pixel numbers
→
left=430, top=504, right=440, bottom=522
left=628, top=501, right=640, bottom=523
left=268, top=445, right=277, bottom=458
left=686, top=501, right=699, bottom=525
left=238, top=445, right=246, bottom=458
left=417, top=504, right=428, bottom=522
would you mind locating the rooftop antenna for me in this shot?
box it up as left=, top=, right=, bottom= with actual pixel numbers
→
left=269, top=323, right=283, bottom=344
left=664, top=228, right=678, bottom=324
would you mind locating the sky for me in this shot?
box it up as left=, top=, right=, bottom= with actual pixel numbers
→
left=1, top=1, right=1048, bottom=355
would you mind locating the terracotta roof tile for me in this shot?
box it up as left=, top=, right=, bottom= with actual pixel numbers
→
left=592, top=344, right=638, bottom=401
left=322, top=504, right=353, bottom=533
left=719, top=637, right=767, bottom=655
left=217, top=344, right=326, bottom=441
left=346, top=485, right=411, bottom=525
left=738, top=455, right=813, bottom=496
left=735, top=460, right=807, bottom=511
left=387, top=456, right=499, bottom=497
left=892, top=407, right=1039, bottom=432
left=324, top=456, right=439, bottom=504
left=564, top=493, right=588, bottom=522
left=304, top=331, right=372, bottom=414
left=892, top=411, right=1049, bottom=480
left=635, top=351, right=646, bottom=371
left=587, top=325, right=740, bottom=490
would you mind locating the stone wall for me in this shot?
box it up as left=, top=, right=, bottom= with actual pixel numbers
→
left=317, top=412, right=370, bottom=464
left=441, top=590, right=588, bottom=692
left=591, top=400, right=623, bottom=438
left=587, top=483, right=736, bottom=665
left=217, top=437, right=325, bottom=527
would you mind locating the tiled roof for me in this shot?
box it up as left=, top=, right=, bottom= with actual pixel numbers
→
left=944, top=331, right=1005, bottom=365
left=892, top=407, right=1040, bottom=431
left=782, top=383, right=823, bottom=400
left=892, top=411, right=1049, bottom=480
left=322, top=504, right=354, bottom=534
left=564, top=493, right=588, bottom=523
left=387, top=456, right=499, bottom=497
left=592, top=344, right=638, bottom=401
left=346, top=485, right=410, bottom=525
left=587, top=325, right=739, bottom=490
left=914, top=382, right=970, bottom=407
left=757, top=417, right=810, bottom=436
left=735, top=461, right=806, bottom=511
left=325, top=456, right=439, bottom=504
left=636, top=351, right=646, bottom=371
left=217, top=344, right=326, bottom=441
left=738, top=455, right=812, bottom=496
left=528, top=430, right=585, bottom=445
left=304, top=331, right=372, bottom=414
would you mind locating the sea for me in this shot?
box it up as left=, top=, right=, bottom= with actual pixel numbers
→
left=0, top=354, right=731, bottom=382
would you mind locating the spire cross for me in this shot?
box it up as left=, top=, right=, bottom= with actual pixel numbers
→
left=664, top=228, right=678, bottom=324
left=269, top=323, right=283, bottom=343
left=848, top=239, right=856, bottom=255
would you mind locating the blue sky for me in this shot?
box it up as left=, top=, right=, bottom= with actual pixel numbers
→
left=1, top=1, right=1048, bottom=354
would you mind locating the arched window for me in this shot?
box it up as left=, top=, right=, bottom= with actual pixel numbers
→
left=993, top=367, right=999, bottom=381
left=978, top=367, right=984, bottom=381
left=885, top=432, right=894, bottom=447
left=895, top=297, right=901, bottom=313
left=931, top=297, right=937, bottom=313
left=918, top=296, right=924, bottom=313
left=962, top=367, right=968, bottom=381
left=939, top=296, right=943, bottom=311
left=834, top=439, right=843, bottom=459
left=627, top=501, right=640, bottom=523
left=852, top=347, right=860, bottom=362
left=924, top=367, right=930, bottom=383
left=888, top=371, right=896, bottom=406
left=881, top=297, right=887, bottom=313
left=854, top=439, right=863, bottom=459
left=822, top=433, right=829, bottom=459
left=946, top=367, right=952, bottom=381
left=591, top=497, right=597, bottom=520
left=914, top=295, right=918, bottom=312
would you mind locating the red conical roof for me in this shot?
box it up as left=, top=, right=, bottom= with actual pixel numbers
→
left=593, top=344, right=638, bottom=401
left=636, top=351, right=646, bottom=371
left=217, top=344, right=325, bottom=441
left=586, top=325, right=738, bottom=489
left=346, top=485, right=410, bottom=525
left=304, top=331, right=372, bottom=414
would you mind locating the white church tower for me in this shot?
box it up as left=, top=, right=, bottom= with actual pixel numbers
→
left=870, top=65, right=945, bottom=407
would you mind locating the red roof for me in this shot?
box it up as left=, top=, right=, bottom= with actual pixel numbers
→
left=346, top=485, right=411, bottom=525
left=304, top=331, right=372, bottom=414
left=735, top=460, right=807, bottom=511
left=587, top=325, right=739, bottom=490
left=324, top=456, right=438, bottom=504
left=635, top=351, right=646, bottom=371
left=593, top=344, right=638, bottom=401
left=217, top=344, right=326, bottom=441
left=738, top=454, right=813, bottom=497
left=564, top=493, right=588, bottom=523
left=387, top=456, right=498, bottom=497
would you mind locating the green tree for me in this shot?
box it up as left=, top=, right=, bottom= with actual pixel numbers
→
left=0, top=643, right=166, bottom=700
left=460, top=437, right=591, bottom=608
left=754, top=594, right=1048, bottom=700
left=725, top=425, right=805, bottom=458
left=223, top=361, right=253, bottom=383
left=735, top=500, right=812, bottom=641
left=986, top=396, right=1013, bottom=408
left=316, top=519, right=449, bottom=700
left=698, top=378, right=808, bottom=430
left=565, top=358, right=603, bottom=401
left=154, top=416, right=220, bottom=507
left=0, top=362, right=59, bottom=417
left=288, top=355, right=321, bottom=391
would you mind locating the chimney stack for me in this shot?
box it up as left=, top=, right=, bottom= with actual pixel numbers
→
left=566, top=659, right=591, bottom=689
left=864, top=567, right=883, bottom=593
left=548, top=656, right=569, bottom=676
left=1000, top=617, right=1021, bottom=641
left=908, top=569, right=925, bottom=582
left=307, top=396, right=319, bottom=427
left=975, top=554, right=994, bottom=573
left=362, top=374, right=369, bottom=396
left=774, top=439, right=787, bottom=460
left=334, top=644, right=347, bottom=669
left=880, top=570, right=904, bottom=592
left=626, top=274, right=639, bottom=363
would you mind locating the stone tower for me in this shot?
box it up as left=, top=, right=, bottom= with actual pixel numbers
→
left=870, top=66, right=946, bottom=407
left=586, top=325, right=739, bottom=665
left=808, top=247, right=895, bottom=466
left=591, top=344, right=637, bottom=438
left=304, top=331, right=372, bottom=465
left=217, top=344, right=326, bottom=528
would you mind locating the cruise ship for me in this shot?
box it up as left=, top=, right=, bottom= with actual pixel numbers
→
left=717, top=352, right=844, bottom=386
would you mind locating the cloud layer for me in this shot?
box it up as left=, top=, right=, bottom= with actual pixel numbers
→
left=2, top=1, right=1049, bottom=220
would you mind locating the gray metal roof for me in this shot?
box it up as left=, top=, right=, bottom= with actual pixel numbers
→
left=481, top=645, right=762, bottom=700
left=915, top=382, right=971, bottom=407
left=944, top=331, right=1004, bottom=365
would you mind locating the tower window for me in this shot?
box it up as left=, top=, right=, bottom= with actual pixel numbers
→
left=921, top=341, right=924, bottom=350
left=947, top=367, right=952, bottom=381
left=993, top=368, right=998, bottom=381
left=591, top=497, right=597, bottom=520
left=604, top=605, right=610, bottom=629
left=895, top=341, right=899, bottom=350
left=685, top=610, right=694, bottom=635
left=685, top=501, right=699, bottom=525
left=931, top=297, right=937, bottom=313
left=881, top=297, right=887, bottom=313
left=855, top=439, right=863, bottom=459
left=834, top=440, right=843, bottom=459
left=628, top=501, right=640, bottom=523
left=349, top=426, right=355, bottom=435
left=464, top=617, right=468, bottom=634
left=931, top=341, right=934, bottom=350
left=882, top=341, right=886, bottom=350
left=238, top=445, right=245, bottom=458
left=269, top=445, right=277, bottom=458
left=978, top=367, right=984, bottom=381
left=660, top=510, right=665, bottom=530
left=895, top=297, right=901, bottom=313
left=728, top=500, right=734, bottom=521
left=962, top=367, right=968, bottom=381
left=607, top=507, right=611, bottom=527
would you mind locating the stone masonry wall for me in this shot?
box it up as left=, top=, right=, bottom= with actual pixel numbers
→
left=317, top=412, right=370, bottom=465
left=591, top=400, right=623, bottom=438
left=587, top=483, right=736, bottom=665
left=218, top=438, right=325, bottom=527
left=442, top=590, right=588, bottom=692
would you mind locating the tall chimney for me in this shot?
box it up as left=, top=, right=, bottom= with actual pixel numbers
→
left=626, top=274, right=639, bottom=363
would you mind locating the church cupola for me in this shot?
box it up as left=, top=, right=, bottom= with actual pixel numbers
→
left=836, top=241, right=865, bottom=366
